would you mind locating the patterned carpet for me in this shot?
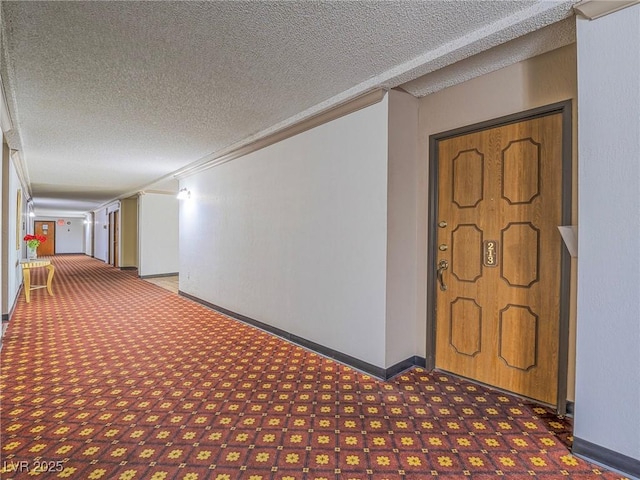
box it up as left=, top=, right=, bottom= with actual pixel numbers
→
left=0, top=255, right=627, bottom=479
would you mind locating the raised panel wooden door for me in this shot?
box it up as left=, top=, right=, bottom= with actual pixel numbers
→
left=435, top=113, right=562, bottom=405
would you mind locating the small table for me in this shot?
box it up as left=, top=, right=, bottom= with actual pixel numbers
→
left=20, top=259, right=55, bottom=303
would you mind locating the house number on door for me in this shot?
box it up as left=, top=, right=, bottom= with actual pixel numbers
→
left=483, top=240, right=499, bottom=267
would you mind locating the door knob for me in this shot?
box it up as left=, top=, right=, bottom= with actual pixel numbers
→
left=437, top=259, right=449, bottom=291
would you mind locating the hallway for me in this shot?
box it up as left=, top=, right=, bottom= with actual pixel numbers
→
left=0, top=256, right=626, bottom=479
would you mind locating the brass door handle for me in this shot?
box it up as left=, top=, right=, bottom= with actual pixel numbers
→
left=437, top=260, right=449, bottom=291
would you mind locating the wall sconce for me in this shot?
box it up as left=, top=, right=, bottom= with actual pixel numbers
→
left=29, top=211, right=35, bottom=217
left=177, top=188, right=191, bottom=200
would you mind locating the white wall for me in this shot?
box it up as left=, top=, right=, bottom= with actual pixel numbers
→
left=386, top=90, right=420, bottom=366
left=84, top=213, right=92, bottom=256
left=1, top=140, right=4, bottom=325
left=53, top=217, right=84, bottom=253
left=574, top=5, right=640, bottom=469
left=33, top=216, right=84, bottom=254
left=93, top=207, right=108, bottom=262
left=2, top=156, right=26, bottom=316
left=139, top=192, right=178, bottom=277
left=180, top=97, right=389, bottom=367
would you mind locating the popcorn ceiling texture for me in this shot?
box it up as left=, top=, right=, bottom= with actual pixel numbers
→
left=0, top=1, right=575, bottom=214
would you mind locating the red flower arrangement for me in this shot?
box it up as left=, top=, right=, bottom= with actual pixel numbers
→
left=24, top=234, right=46, bottom=249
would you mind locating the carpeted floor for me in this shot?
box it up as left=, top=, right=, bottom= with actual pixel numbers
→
left=0, top=255, right=627, bottom=479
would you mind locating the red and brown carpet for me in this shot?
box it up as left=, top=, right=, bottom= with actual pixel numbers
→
left=0, top=255, right=627, bottom=479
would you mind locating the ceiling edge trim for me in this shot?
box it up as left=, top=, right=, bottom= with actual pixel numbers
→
left=138, top=190, right=175, bottom=196
left=0, top=74, right=13, bottom=133
left=401, top=18, right=576, bottom=97
left=90, top=89, right=386, bottom=213
left=373, top=1, right=576, bottom=91
left=573, top=0, right=639, bottom=19
left=174, top=88, right=387, bottom=180
left=9, top=149, right=32, bottom=202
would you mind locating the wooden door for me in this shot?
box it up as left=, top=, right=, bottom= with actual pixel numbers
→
left=114, top=210, right=119, bottom=268
left=109, top=211, right=119, bottom=267
left=434, top=113, right=563, bottom=405
left=34, top=221, right=55, bottom=256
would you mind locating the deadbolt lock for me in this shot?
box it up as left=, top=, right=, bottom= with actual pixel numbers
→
left=439, top=244, right=448, bottom=251
left=438, top=221, right=447, bottom=228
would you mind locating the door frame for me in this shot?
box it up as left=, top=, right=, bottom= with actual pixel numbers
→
left=108, top=212, right=113, bottom=265
left=89, top=212, right=95, bottom=257
left=426, top=100, right=572, bottom=413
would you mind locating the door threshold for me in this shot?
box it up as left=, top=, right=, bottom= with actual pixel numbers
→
left=432, top=368, right=566, bottom=415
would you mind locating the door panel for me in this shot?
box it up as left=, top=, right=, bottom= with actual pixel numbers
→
left=435, top=113, right=562, bottom=405
left=34, top=221, right=55, bottom=256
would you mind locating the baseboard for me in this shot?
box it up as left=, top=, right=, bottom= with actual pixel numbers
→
left=385, top=355, right=427, bottom=379
left=566, top=400, right=574, bottom=416
left=3, top=286, right=21, bottom=324
left=573, top=436, right=640, bottom=479
left=140, top=272, right=178, bottom=279
left=178, top=291, right=425, bottom=380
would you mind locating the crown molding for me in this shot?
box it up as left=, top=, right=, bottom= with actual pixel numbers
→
left=89, top=88, right=386, bottom=214
left=174, top=88, right=387, bottom=180
left=0, top=74, right=13, bottom=133
left=573, top=0, right=639, bottom=19
left=9, top=148, right=32, bottom=202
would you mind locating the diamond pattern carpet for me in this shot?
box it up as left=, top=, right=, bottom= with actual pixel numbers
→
left=0, top=255, right=628, bottom=479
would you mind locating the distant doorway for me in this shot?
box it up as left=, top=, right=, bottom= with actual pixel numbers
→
left=108, top=211, right=119, bottom=267
left=34, top=221, right=55, bottom=256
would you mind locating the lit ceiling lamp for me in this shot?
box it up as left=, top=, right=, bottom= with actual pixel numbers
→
left=177, top=188, right=191, bottom=200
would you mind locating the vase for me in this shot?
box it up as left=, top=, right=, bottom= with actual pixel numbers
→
left=27, top=246, right=38, bottom=260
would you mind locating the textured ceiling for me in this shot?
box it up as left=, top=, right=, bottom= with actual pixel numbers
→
left=0, top=1, right=576, bottom=216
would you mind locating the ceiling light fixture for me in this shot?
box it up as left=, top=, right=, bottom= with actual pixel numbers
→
left=177, top=188, right=191, bottom=200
